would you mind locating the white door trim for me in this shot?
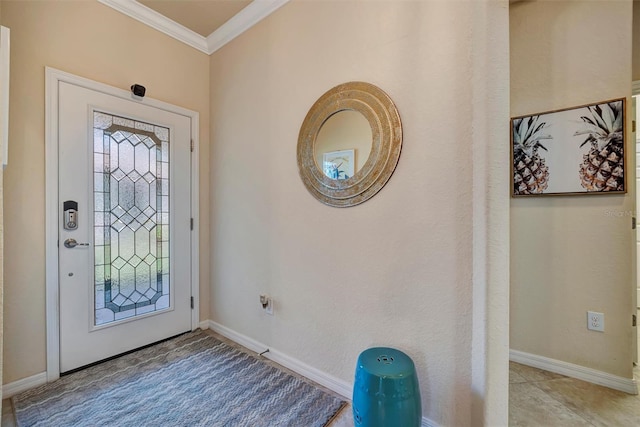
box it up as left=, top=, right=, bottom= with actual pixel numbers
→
left=45, top=67, right=200, bottom=382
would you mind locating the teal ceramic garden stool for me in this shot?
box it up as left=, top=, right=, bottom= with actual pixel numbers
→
left=352, top=347, right=421, bottom=427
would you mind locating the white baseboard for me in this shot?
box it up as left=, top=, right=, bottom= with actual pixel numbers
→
left=198, top=319, right=210, bottom=330
left=208, top=320, right=352, bottom=398
left=207, top=320, right=437, bottom=427
left=3, top=372, right=47, bottom=398
left=510, top=349, right=638, bottom=395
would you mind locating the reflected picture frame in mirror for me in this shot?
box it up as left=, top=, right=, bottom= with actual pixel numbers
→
left=316, top=109, right=372, bottom=180
left=297, top=81, right=402, bottom=207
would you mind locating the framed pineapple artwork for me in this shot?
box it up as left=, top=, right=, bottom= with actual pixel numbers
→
left=511, top=98, right=626, bottom=196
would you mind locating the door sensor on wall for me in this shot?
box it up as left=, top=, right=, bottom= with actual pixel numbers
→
left=130, top=84, right=146, bottom=98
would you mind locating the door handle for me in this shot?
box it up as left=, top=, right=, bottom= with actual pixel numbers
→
left=64, top=238, right=90, bottom=248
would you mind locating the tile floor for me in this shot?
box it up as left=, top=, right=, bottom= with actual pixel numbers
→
left=328, top=403, right=354, bottom=426
left=509, top=362, right=640, bottom=426
left=4, top=358, right=640, bottom=426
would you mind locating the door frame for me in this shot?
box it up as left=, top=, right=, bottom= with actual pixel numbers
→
left=634, top=80, right=640, bottom=366
left=44, top=67, right=200, bottom=382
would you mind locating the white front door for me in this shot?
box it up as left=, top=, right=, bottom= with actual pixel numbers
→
left=57, top=79, right=193, bottom=373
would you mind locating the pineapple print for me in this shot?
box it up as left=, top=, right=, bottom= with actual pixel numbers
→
left=513, top=115, right=552, bottom=195
left=575, top=101, right=624, bottom=191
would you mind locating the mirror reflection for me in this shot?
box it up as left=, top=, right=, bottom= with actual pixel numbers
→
left=314, top=110, right=372, bottom=180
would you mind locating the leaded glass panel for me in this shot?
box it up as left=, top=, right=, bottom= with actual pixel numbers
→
left=94, top=111, right=170, bottom=326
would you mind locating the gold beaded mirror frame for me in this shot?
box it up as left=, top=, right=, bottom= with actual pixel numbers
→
left=297, top=82, right=402, bottom=207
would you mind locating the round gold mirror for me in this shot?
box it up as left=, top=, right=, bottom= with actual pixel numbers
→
left=297, top=82, right=402, bottom=207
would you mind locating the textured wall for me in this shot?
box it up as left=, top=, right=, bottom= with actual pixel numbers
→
left=0, top=0, right=4, bottom=403
left=510, top=0, right=634, bottom=378
left=633, top=0, right=640, bottom=81
left=209, top=1, right=510, bottom=425
left=0, top=168, right=3, bottom=400
left=1, top=0, right=210, bottom=384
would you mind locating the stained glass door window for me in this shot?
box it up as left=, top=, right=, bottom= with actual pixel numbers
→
left=93, top=111, right=170, bottom=326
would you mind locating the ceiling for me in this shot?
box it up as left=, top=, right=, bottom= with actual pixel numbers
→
left=99, top=0, right=289, bottom=55
left=138, top=0, right=252, bottom=37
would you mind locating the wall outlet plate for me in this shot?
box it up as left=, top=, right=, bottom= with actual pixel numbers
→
left=260, top=294, right=273, bottom=315
left=265, top=298, right=273, bottom=315
left=587, top=311, right=604, bottom=332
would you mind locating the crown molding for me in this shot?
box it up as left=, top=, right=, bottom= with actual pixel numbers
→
left=206, top=0, right=290, bottom=54
left=98, top=0, right=291, bottom=56
left=97, top=0, right=209, bottom=54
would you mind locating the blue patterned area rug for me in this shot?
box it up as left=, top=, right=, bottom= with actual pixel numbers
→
left=12, top=329, right=346, bottom=427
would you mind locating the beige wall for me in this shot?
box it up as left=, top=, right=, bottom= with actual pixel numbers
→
left=0, top=168, right=3, bottom=400
left=1, top=0, right=210, bottom=384
left=0, top=168, right=3, bottom=402
left=634, top=0, right=640, bottom=81
left=209, top=1, right=509, bottom=425
left=510, top=0, right=634, bottom=378
left=0, top=0, right=3, bottom=404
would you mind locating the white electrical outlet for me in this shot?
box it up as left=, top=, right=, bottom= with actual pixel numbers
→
left=587, top=311, right=604, bottom=332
